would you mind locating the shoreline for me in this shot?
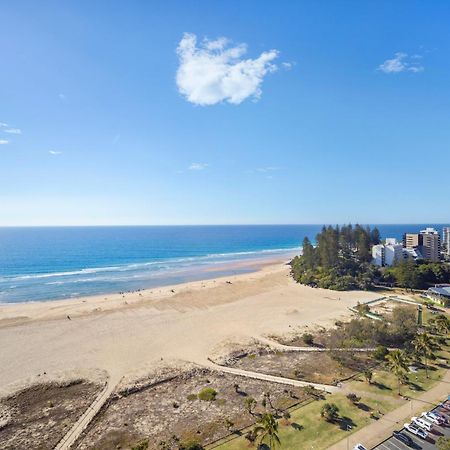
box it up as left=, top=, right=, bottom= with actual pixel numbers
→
left=0, top=249, right=299, bottom=305
left=0, top=257, right=290, bottom=325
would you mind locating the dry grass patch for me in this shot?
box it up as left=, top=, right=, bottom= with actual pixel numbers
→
left=76, top=368, right=310, bottom=450
left=0, top=380, right=101, bottom=450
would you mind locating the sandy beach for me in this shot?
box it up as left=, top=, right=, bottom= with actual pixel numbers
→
left=0, top=260, right=380, bottom=395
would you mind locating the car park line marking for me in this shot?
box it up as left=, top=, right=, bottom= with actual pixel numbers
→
left=387, top=440, right=409, bottom=450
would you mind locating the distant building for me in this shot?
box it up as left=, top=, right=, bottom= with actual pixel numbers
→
left=403, top=233, right=420, bottom=249
left=420, top=228, right=441, bottom=262
left=372, top=239, right=403, bottom=266
left=403, top=227, right=440, bottom=262
left=443, top=227, right=450, bottom=257
left=426, top=284, right=450, bottom=306
left=402, top=247, right=422, bottom=261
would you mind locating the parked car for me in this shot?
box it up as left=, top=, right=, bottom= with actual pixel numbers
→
left=393, top=431, right=414, bottom=446
left=422, top=411, right=447, bottom=425
left=422, top=411, right=445, bottom=425
left=404, top=422, right=428, bottom=439
left=412, top=416, right=433, bottom=431
left=435, top=409, right=450, bottom=423
left=439, top=400, right=450, bottom=411
left=353, top=445, right=367, bottom=450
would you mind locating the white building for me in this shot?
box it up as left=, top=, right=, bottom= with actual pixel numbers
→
left=443, top=227, right=450, bottom=257
left=372, top=239, right=403, bottom=267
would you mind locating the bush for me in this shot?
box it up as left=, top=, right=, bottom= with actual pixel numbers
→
left=179, top=441, right=204, bottom=450
left=302, top=333, right=314, bottom=345
left=320, top=403, right=339, bottom=422
left=373, top=345, right=389, bottom=361
left=131, top=441, right=149, bottom=450
left=346, top=393, right=361, bottom=404
left=186, top=394, right=197, bottom=401
left=197, top=387, right=217, bottom=401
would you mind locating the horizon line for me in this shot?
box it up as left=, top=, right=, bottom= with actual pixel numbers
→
left=0, top=222, right=449, bottom=228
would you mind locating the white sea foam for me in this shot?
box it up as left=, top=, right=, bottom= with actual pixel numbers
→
left=0, top=246, right=300, bottom=284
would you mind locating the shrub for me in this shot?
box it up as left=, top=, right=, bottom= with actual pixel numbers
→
left=131, top=441, right=149, bottom=450
left=197, top=387, right=217, bottom=401
left=178, top=441, right=204, bottom=450
left=346, top=393, right=361, bottom=404
left=302, top=333, right=314, bottom=345
left=373, top=345, right=389, bottom=361
left=186, top=394, right=197, bottom=401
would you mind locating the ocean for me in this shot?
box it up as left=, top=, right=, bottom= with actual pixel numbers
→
left=0, top=224, right=447, bottom=303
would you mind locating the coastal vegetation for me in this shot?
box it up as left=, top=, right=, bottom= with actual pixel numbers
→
left=290, top=224, right=450, bottom=291
left=381, top=259, right=450, bottom=289
left=290, top=224, right=381, bottom=290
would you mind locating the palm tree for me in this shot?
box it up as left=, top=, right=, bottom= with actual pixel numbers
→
left=320, top=402, right=339, bottom=422
left=385, top=349, right=409, bottom=395
left=363, top=369, right=373, bottom=384
left=414, top=332, right=435, bottom=378
left=433, top=315, right=450, bottom=335
left=254, top=412, right=281, bottom=449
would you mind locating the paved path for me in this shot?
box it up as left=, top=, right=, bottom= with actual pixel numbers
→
left=210, top=364, right=340, bottom=393
left=54, top=378, right=118, bottom=450
left=327, top=368, right=450, bottom=450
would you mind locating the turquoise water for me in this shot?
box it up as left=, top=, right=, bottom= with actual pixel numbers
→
left=0, top=224, right=447, bottom=303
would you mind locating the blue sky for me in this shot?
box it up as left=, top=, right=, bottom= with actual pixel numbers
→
left=1, top=0, right=450, bottom=225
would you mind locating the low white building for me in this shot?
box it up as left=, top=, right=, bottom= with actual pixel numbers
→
left=372, top=239, right=403, bottom=267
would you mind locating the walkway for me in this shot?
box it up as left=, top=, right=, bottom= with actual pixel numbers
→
left=54, top=378, right=118, bottom=450
left=209, top=364, right=340, bottom=393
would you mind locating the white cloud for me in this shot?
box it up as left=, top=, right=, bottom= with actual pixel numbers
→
left=59, top=93, right=67, bottom=101
left=176, top=33, right=279, bottom=105
left=49, top=150, right=62, bottom=155
left=188, top=162, right=208, bottom=170
left=3, top=128, right=21, bottom=134
left=255, top=166, right=279, bottom=173
left=0, top=139, right=9, bottom=145
left=378, top=52, right=424, bottom=74
left=0, top=123, right=8, bottom=128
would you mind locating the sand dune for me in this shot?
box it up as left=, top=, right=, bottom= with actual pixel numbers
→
left=0, top=262, right=380, bottom=394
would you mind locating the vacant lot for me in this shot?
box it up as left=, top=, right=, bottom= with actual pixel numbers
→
left=225, top=349, right=374, bottom=385
left=0, top=380, right=101, bottom=450
left=76, top=368, right=310, bottom=450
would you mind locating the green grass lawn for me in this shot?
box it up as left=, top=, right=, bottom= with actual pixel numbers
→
left=210, top=393, right=397, bottom=450
left=347, top=359, right=447, bottom=400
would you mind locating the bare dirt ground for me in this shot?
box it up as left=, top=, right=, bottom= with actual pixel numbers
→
left=76, top=367, right=310, bottom=450
left=220, top=347, right=374, bottom=385
left=0, top=380, right=101, bottom=450
left=368, top=300, right=410, bottom=316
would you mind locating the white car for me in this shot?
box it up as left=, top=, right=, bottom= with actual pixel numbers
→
left=422, top=411, right=445, bottom=425
left=404, top=422, right=428, bottom=439
left=412, top=416, right=433, bottom=431
left=353, top=445, right=367, bottom=450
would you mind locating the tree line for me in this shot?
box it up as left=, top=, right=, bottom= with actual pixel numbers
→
left=290, top=224, right=381, bottom=290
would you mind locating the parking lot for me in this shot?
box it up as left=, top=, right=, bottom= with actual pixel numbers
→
left=373, top=404, right=450, bottom=450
